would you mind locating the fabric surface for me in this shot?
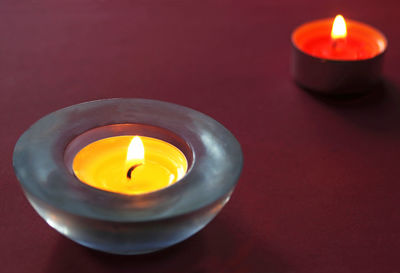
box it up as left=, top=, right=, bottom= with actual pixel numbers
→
left=1, top=0, right=399, bottom=272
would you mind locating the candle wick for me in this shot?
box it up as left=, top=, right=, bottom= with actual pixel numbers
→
left=127, top=164, right=142, bottom=179
left=332, top=37, right=346, bottom=51
left=332, top=39, right=338, bottom=49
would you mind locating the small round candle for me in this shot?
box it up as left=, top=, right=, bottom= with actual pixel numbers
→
left=73, top=136, right=188, bottom=194
left=291, top=14, right=387, bottom=93
left=294, top=15, right=386, bottom=60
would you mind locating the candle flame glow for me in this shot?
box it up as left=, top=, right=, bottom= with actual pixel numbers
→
left=331, top=14, right=347, bottom=39
left=127, top=136, right=145, bottom=163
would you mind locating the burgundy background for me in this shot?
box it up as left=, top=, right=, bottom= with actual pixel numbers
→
left=1, top=0, right=400, bottom=272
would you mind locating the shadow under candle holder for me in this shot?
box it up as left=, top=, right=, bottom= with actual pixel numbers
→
left=304, top=79, right=400, bottom=134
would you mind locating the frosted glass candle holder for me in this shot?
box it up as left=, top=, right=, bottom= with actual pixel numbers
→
left=13, top=99, right=243, bottom=255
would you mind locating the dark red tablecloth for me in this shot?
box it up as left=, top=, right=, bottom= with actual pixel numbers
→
left=1, top=0, right=399, bottom=272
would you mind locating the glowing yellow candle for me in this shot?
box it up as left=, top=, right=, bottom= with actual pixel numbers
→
left=72, top=136, right=188, bottom=194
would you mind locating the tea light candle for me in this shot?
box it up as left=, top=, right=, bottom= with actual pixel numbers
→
left=73, top=136, right=187, bottom=194
left=291, top=14, right=387, bottom=94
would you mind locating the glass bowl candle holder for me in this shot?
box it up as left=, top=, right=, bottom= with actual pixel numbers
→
left=13, top=99, right=243, bottom=255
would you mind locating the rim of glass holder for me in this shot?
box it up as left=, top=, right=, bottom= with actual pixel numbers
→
left=13, top=98, right=243, bottom=222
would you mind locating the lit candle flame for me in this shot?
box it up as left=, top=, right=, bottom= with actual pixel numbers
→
left=127, top=136, right=145, bottom=162
left=126, top=136, right=145, bottom=166
left=331, top=14, right=347, bottom=40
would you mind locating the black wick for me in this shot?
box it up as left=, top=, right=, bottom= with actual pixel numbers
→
left=127, top=164, right=143, bottom=179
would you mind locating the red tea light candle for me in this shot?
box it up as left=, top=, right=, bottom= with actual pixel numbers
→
left=291, top=15, right=387, bottom=94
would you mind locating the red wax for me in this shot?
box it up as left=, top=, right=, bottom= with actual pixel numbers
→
left=302, top=37, right=374, bottom=60
left=292, top=18, right=387, bottom=61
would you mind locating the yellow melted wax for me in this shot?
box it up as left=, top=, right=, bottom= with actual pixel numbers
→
left=73, top=136, right=188, bottom=194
